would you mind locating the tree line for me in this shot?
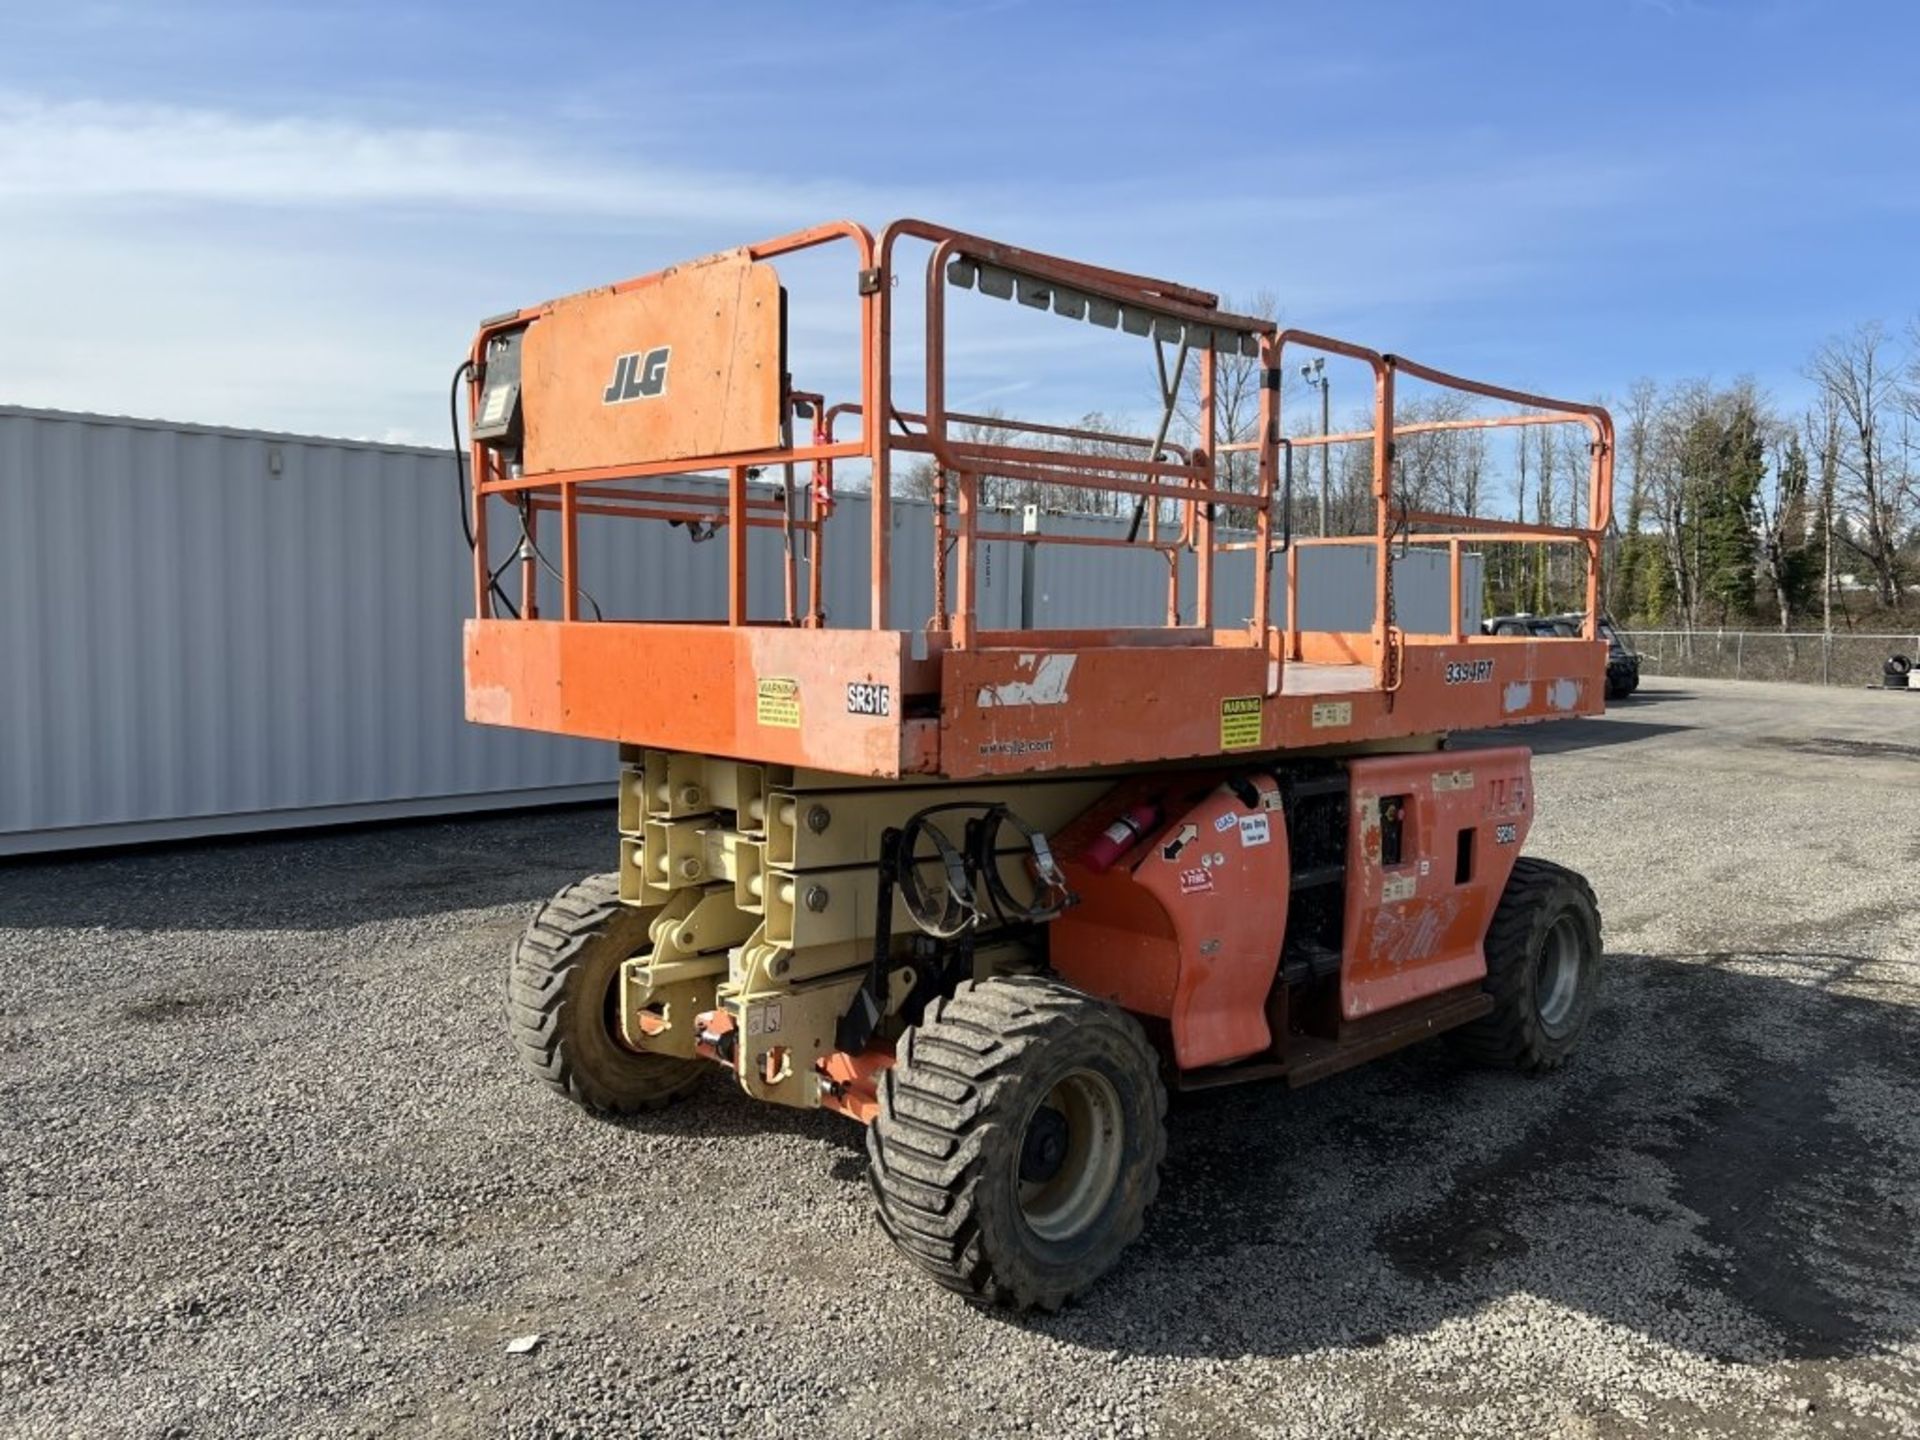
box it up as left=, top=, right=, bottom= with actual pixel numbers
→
left=1612, top=323, right=1918, bottom=632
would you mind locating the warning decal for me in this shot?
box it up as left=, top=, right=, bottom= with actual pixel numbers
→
left=756, top=677, right=801, bottom=729
left=1220, top=696, right=1264, bottom=751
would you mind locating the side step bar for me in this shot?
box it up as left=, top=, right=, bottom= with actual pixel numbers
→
left=1174, top=985, right=1493, bottom=1093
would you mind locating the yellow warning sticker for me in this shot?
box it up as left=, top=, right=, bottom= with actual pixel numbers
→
left=1311, top=700, right=1353, bottom=729
left=1220, top=695, right=1264, bottom=751
left=756, top=677, right=801, bottom=729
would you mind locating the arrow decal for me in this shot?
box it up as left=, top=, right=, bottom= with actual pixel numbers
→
left=1161, top=823, right=1199, bottom=861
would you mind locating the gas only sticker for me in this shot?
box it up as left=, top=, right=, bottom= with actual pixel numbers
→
left=1238, top=814, right=1271, bottom=848
left=1213, top=812, right=1237, bottom=833
left=845, top=681, right=891, bottom=717
left=756, top=677, right=801, bottom=729
left=1220, top=695, right=1264, bottom=750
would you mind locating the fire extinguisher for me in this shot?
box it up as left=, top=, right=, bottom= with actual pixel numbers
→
left=1081, top=800, right=1162, bottom=873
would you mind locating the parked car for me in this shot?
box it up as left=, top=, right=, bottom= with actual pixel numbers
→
left=1481, top=613, right=1641, bottom=700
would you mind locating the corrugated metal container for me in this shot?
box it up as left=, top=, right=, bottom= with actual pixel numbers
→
left=1, top=407, right=628, bottom=854
left=1, top=407, right=1477, bottom=855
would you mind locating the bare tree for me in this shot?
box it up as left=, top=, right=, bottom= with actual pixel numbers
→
left=1754, top=417, right=1810, bottom=631
left=1807, top=322, right=1909, bottom=606
left=1392, top=392, right=1488, bottom=516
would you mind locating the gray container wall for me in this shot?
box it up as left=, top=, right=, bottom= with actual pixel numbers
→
left=1, top=408, right=1476, bottom=855
left=1, top=408, right=626, bottom=854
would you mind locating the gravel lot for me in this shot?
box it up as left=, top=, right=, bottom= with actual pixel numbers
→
left=3, top=676, right=1918, bottom=1439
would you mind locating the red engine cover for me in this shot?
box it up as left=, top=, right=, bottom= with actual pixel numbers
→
left=1049, top=772, right=1291, bottom=1070
left=1047, top=747, right=1537, bottom=1073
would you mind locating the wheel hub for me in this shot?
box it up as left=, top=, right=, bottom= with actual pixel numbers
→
left=1019, top=1106, right=1070, bottom=1183
left=1016, top=1067, right=1125, bottom=1242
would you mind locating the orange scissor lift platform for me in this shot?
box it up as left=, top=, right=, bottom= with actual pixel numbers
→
left=460, top=219, right=1613, bottom=772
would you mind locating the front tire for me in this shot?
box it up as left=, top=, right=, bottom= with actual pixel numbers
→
left=867, top=976, right=1166, bottom=1311
left=508, top=873, right=705, bottom=1114
left=1454, top=858, right=1603, bottom=1072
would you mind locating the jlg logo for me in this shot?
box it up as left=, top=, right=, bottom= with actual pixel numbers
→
left=602, top=346, right=670, bottom=404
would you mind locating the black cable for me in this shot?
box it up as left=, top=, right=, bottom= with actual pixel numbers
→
left=449, top=359, right=519, bottom=619
left=450, top=359, right=477, bottom=551
left=451, top=352, right=606, bottom=623
left=514, top=496, right=605, bottom=623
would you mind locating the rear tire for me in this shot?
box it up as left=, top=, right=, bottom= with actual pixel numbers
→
left=509, top=873, right=705, bottom=1114
left=1454, top=858, right=1603, bottom=1072
left=867, top=976, right=1166, bottom=1311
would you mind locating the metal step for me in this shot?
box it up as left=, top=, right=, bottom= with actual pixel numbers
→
left=1284, top=987, right=1493, bottom=1089
left=1284, top=773, right=1350, bottom=800
left=1289, top=863, right=1346, bottom=892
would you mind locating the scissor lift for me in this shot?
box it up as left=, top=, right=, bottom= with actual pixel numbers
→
left=463, top=220, right=1614, bottom=1309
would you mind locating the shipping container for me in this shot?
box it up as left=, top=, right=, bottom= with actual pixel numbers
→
left=0, top=407, right=1479, bottom=854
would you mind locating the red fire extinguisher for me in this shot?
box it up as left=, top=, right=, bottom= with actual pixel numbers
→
left=1081, top=800, right=1162, bottom=873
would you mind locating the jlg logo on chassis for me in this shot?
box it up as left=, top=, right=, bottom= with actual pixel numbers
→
left=602, top=347, right=671, bottom=404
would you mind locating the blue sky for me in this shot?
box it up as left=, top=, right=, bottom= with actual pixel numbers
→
left=1, top=0, right=1915, bottom=448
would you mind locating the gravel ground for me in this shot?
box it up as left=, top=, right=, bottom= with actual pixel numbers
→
left=2, top=675, right=1918, bottom=1439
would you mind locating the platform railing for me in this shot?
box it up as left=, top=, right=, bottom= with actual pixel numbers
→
left=467, top=219, right=1611, bottom=699
left=1216, top=342, right=1613, bottom=688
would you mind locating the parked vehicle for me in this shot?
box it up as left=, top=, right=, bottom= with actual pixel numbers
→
left=1482, top=613, right=1639, bottom=700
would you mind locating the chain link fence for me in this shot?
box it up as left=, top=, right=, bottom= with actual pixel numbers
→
left=1621, top=630, right=1920, bottom=687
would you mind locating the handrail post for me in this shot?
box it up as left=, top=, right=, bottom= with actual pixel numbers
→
left=1252, top=337, right=1277, bottom=669
left=869, top=256, right=890, bottom=631
left=1449, top=537, right=1464, bottom=642
left=728, top=464, right=748, bottom=625
left=1373, top=361, right=1396, bottom=688
left=560, top=480, right=580, bottom=621
left=1195, top=347, right=1217, bottom=630
left=520, top=500, right=539, bottom=619
left=472, top=449, right=492, bottom=619
left=1286, top=545, right=1300, bottom=660
left=954, top=468, right=978, bottom=647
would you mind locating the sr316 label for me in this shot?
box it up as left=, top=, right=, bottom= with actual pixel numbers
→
left=845, top=682, right=892, bottom=717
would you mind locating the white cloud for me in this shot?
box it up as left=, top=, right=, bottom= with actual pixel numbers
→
left=0, top=90, right=1666, bottom=440
left=0, top=93, right=906, bottom=224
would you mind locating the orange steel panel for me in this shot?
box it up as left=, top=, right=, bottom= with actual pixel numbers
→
left=1340, top=748, right=1533, bottom=1022
left=940, top=645, right=1271, bottom=776
left=463, top=620, right=936, bottom=777
left=464, top=624, right=1600, bottom=780
left=519, top=253, right=783, bottom=475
